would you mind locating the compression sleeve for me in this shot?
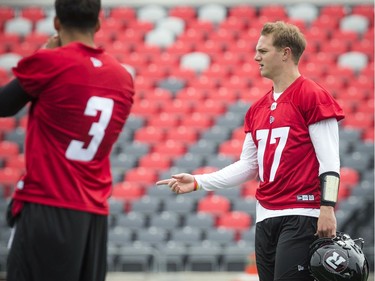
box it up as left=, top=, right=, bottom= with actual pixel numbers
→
left=0, top=78, right=32, bottom=117
left=195, top=133, right=259, bottom=191
left=309, top=118, right=340, bottom=175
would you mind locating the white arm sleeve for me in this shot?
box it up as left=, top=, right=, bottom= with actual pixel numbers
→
left=195, top=133, right=259, bottom=191
left=309, top=118, right=340, bottom=175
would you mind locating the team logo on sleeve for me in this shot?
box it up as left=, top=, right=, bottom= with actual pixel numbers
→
left=323, top=249, right=349, bottom=273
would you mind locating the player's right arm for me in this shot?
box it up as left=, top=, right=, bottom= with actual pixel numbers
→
left=156, top=133, right=259, bottom=194
left=0, top=78, right=32, bottom=117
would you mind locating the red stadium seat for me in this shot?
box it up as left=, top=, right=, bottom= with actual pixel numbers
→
left=0, top=141, right=19, bottom=159
left=192, top=166, right=219, bottom=174
left=205, top=87, right=238, bottom=103
left=193, top=99, right=226, bottom=116
left=147, top=112, right=180, bottom=129
left=161, top=99, right=194, bottom=116
left=311, top=14, right=340, bottom=31
left=5, top=153, right=25, bottom=171
left=179, top=112, right=213, bottom=130
left=340, top=167, right=360, bottom=188
left=112, top=182, right=145, bottom=202
left=20, top=6, right=45, bottom=23
left=133, top=126, right=166, bottom=145
left=167, top=38, right=194, bottom=57
left=188, top=74, right=218, bottom=91
left=124, top=167, right=158, bottom=186
left=202, top=63, right=231, bottom=80
left=0, top=167, right=22, bottom=187
left=23, top=32, right=49, bottom=48
left=242, top=180, right=259, bottom=198
left=109, top=7, right=136, bottom=21
left=229, top=5, right=256, bottom=20
left=362, top=127, right=374, bottom=142
left=219, top=139, right=243, bottom=159
left=217, top=211, right=252, bottom=232
left=151, top=139, right=186, bottom=157
left=220, top=75, right=251, bottom=92
left=219, top=16, right=247, bottom=31
left=258, top=5, right=287, bottom=19
left=0, top=117, right=17, bottom=132
left=231, top=127, right=246, bottom=142
left=164, top=126, right=199, bottom=144
left=342, top=112, right=374, bottom=131
left=320, top=5, right=347, bottom=18
left=138, top=152, right=172, bottom=170
left=130, top=99, right=160, bottom=118
left=169, top=6, right=196, bottom=21
left=176, top=87, right=206, bottom=102
left=197, top=194, right=231, bottom=216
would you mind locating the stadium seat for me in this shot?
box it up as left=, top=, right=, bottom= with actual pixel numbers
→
left=109, top=7, right=136, bottom=21
left=133, top=126, right=166, bottom=145
left=145, top=28, right=175, bottom=48
left=185, top=241, right=222, bottom=271
left=218, top=139, right=243, bottom=159
left=198, top=3, right=227, bottom=24
left=108, top=226, right=133, bottom=247
left=117, top=242, right=157, bottom=271
left=129, top=195, right=162, bottom=215
left=204, top=228, right=236, bottom=246
left=340, top=167, right=360, bottom=188
left=35, top=16, right=56, bottom=35
left=170, top=226, right=203, bottom=246
left=172, top=153, right=204, bottom=171
left=188, top=140, right=218, bottom=157
left=180, top=52, right=211, bottom=74
left=157, top=16, right=185, bottom=36
left=149, top=211, right=180, bottom=230
left=0, top=167, right=22, bottom=187
left=205, top=155, right=236, bottom=169
left=184, top=212, right=216, bottom=231
left=157, top=240, right=188, bottom=271
left=338, top=51, right=368, bottom=73
left=197, top=194, right=231, bottom=216
left=137, top=4, right=167, bottom=23
left=4, top=153, right=25, bottom=171
left=213, top=187, right=242, bottom=201
left=0, top=53, right=22, bottom=72
left=134, top=226, right=168, bottom=247
left=217, top=211, right=252, bottom=234
left=114, top=211, right=147, bottom=230
left=111, top=182, right=145, bottom=202
left=165, top=126, right=199, bottom=145
left=124, top=167, right=158, bottom=186
left=222, top=242, right=255, bottom=271
left=340, top=14, right=369, bottom=35
left=169, top=5, right=196, bottom=21
left=151, top=139, right=186, bottom=157
left=138, top=152, right=172, bottom=170
left=162, top=196, right=196, bottom=215
left=287, top=3, right=319, bottom=24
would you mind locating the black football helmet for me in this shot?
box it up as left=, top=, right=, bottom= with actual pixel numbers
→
left=309, top=232, right=369, bottom=281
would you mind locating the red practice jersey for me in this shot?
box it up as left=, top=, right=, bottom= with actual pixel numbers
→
left=12, top=42, right=134, bottom=215
left=244, top=76, right=344, bottom=210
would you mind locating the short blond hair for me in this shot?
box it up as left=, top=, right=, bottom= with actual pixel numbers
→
left=261, top=21, right=306, bottom=64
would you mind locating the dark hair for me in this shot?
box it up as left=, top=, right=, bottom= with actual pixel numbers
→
left=55, top=0, right=101, bottom=31
left=261, top=21, right=306, bottom=64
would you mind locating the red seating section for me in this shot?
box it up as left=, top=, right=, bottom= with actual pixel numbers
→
left=0, top=4, right=373, bottom=240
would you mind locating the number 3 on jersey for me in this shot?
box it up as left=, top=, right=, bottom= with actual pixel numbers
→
left=256, top=127, right=290, bottom=182
left=66, top=96, right=114, bottom=161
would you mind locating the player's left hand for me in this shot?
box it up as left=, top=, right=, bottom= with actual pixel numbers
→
left=316, top=205, right=337, bottom=238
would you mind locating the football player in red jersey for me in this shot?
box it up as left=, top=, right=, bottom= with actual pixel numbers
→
left=0, top=0, right=134, bottom=280
left=157, top=21, right=344, bottom=281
